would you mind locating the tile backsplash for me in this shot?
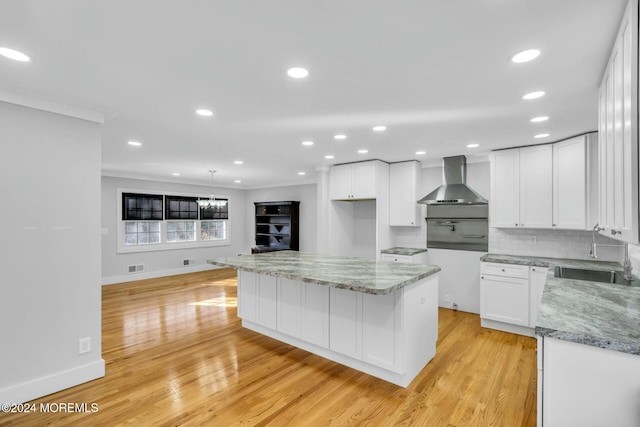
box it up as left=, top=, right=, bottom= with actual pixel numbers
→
left=489, top=228, right=624, bottom=263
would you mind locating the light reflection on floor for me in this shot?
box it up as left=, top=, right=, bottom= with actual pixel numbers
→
left=189, top=296, right=238, bottom=307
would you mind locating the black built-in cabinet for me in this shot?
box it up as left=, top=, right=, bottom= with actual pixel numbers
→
left=253, top=201, right=300, bottom=253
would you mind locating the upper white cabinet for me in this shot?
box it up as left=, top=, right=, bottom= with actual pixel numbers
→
left=490, top=149, right=520, bottom=227
left=490, top=145, right=553, bottom=228
left=329, top=161, right=378, bottom=200
left=553, top=134, right=597, bottom=230
left=598, top=0, right=639, bottom=244
left=519, top=145, right=553, bottom=228
left=491, top=134, right=596, bottom=230
left=389, top=161, right=421, bottom=226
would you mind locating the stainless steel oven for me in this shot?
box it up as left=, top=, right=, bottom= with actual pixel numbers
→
left=426, top=204, right=488, bottom=252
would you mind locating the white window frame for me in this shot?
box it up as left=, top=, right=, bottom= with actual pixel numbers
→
left=116, top=188, right=231, bottom=254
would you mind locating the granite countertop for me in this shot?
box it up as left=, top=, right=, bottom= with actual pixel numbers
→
left=207, top=251, right=440, bottom=295
left=381, top=247, right=429, bottom=256
left=481, top=253, right=640, bottom=355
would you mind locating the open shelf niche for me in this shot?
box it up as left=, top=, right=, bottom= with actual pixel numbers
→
left=252, top=201, right=300, bottom=253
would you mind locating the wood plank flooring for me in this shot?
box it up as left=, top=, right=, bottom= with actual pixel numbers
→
left=0, top=269, right=537, bottom=426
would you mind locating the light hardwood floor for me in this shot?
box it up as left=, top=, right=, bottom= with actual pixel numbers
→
left=1, top=269, right=537, bottom=426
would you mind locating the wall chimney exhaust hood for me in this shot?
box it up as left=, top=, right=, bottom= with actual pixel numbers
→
left=417, top=155, right=488, bottom=205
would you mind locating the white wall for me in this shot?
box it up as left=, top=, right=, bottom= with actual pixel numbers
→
left=246, top=184, right=317, bottom=252
left=0, top=100, right=104, bottom=403
left=101, top=176, right=248, bottom=283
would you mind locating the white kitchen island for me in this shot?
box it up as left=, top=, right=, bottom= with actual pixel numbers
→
left=207, top=251, right=440, bottom=387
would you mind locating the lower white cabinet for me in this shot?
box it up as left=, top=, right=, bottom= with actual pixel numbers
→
left=529, top=266, right=549, bottom=327
left=480, top=262, right=548, bottom=335
left=237, top=270, right=439, bottom=387
left=480, top=272, right=529, bottom=326
left=362, top=292, right=403, bottom=373
left=277, top=277, right=329, bottom=348
left=329, top=287, right=363, bottom=359
left=538, top=337, right=640, bottom=427
left=238, top=270, right=277, bottom=329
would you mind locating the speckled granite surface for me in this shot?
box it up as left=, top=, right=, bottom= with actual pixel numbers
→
left=207, top=251, right=440, bottom=295
left=482, top=253, right=640, bottom=355
left=381, top=247, right=429, bottom=256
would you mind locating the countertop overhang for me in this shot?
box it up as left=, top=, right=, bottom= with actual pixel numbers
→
left=207, top=251, right=440, bottom=295
left=482, top=253, right=640, bottom=355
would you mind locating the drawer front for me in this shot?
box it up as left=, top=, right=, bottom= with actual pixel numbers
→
left=481, top=262, right=529, bottom=278
left=381, top=254, right=413, bottom=263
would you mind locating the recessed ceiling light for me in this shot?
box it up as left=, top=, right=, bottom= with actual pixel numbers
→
left=287, top=67, right=309, bottom=79
left=522, top=91, right=545, bottom=100
left=0, top=47, right=30, bottom=62
left=171, top=172, right=180, bottom=176
left=467, top=143, right=479, bottom=148
left=196, top=109, right=213, bottom=116
left=511, top=49, right=541, bottom=64
left=372, top=125, right=387, bottom=132
left=128, top=141, right=142, bottom=147
left=234, top=160, right=243, bottom=165
left=358, top=149, right=368, bottom=154
left=530, top=116, right=549, bottom=123
left=298, top=171, right=306, bottom=176
left=302, top=140, right=314, bottom=146
left=534, top=133, right=550, bottom=139
left=415, top=150, right=426, bottom=155
left=324, top=155, right=335, bottom=159
left=334, top=134, right=347, bottom=140
left=234, top=180, right=241, bottom=183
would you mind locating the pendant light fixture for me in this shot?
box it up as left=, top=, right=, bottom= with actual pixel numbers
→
left=198, top=170, right=227, bottom=208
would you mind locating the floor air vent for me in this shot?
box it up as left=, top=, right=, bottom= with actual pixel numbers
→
left=128, top=264, right=144, bottom=273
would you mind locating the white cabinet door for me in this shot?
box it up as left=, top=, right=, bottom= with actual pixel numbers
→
left=519, top=145, right=553, bottom=228
left=528, top=267, right=548, bottom=327
left=480, top=274, right=529, bottom=327
left=351, top=161, right=376, bottom=199
left=329, top=161, right=378, bottom=200
left=553, top=136, right=587, bottom=229
left=362, top=291, right=403, bottom=374
left=329, top=163, right=353, bottom=200
left=390, top=161, right=421, bottom=226
left=598, top=0, right=639, bottom=244
left=490, top=149, right=520, bottom=227
left=237, top=270, right=257, bottom=321
left=277, top=277, right=302, bottom=338
left=255, top=274, right=277, bottom=329
left=329, top=287, right=362, bottom=359
left=277, top=278, right=330, bottom=348
left=542, top=337, right=640, bottom=427
left=299, top=281, right=329, bottom=348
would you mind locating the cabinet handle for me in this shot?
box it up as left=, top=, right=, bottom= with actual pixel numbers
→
left=552, top=224, right=557, bottom=227
left=481, top=276, right=484, bottom=279
left=515, top=223, right=518, bottom=227
left=532, top=268, right=536, bottom=271
left=501, top=269, right=505, bottom=272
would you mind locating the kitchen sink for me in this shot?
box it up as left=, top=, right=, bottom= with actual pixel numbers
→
left=554, top=266, right=635, bottom=285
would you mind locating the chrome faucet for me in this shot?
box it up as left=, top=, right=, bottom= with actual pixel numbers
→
left=590, top=223, right=633, bottom=281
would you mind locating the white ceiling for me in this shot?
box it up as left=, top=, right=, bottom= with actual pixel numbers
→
left=0, top=0, right=628, bottom=189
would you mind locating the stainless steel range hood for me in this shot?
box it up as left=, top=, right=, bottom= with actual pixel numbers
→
left=418, top=155, right=488, bottom=205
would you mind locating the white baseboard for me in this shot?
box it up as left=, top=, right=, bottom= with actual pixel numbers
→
left=481, top=318, right=535, bottom=337
left=102, top=264, right=222, bottom=285
left=0, top=359, right=105, bottom=404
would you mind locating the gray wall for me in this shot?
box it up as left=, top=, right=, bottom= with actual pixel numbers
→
left=0, top=100, right=103, bottom=403
left=101, top=176, right=249, bottom=283
left=246, top=184, right=317, bottom=252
